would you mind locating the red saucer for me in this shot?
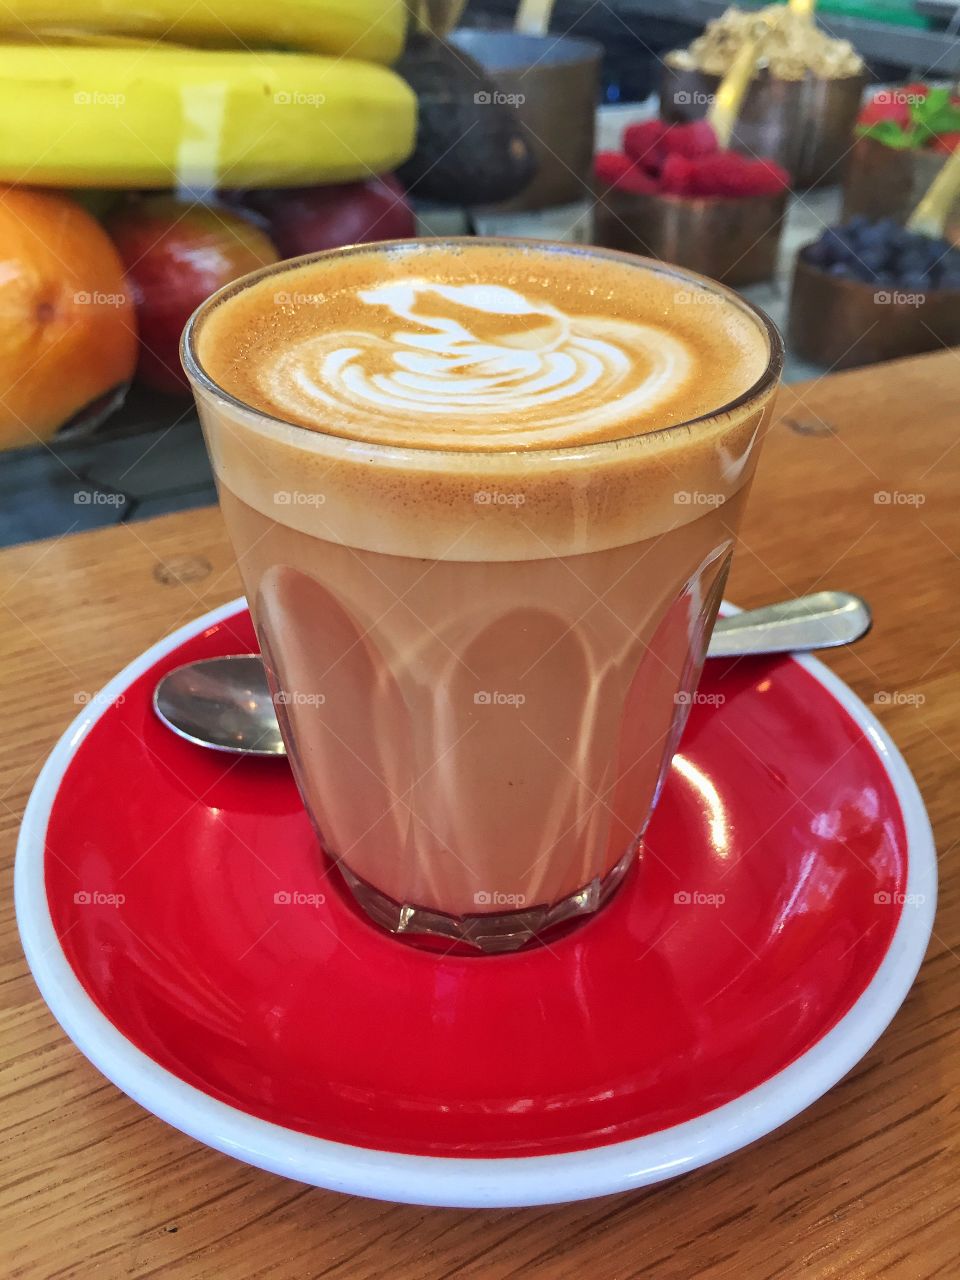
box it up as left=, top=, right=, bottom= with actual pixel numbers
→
left=16, top=601, right=935, bottom=1204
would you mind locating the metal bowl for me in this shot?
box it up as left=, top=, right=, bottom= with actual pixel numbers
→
left=450, top=30, right=601, bottom=212
left=789, top=256, right=960, bottom=368
left=842, top=135, right=957, bottom=236
left=594, top=187, right=786, bottom=286
left=661, top=65, right=867, bottom=188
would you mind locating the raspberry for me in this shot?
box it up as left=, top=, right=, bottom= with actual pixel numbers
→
left=932, top=132, right=960, bottom=154
left=660, top=153, right=698, bottom=196
left=623, top=120, right=672, bottom=174
left=663, top=120, right=717, bottom=159
left=740, top=158, right=790, bottom=197
left=691, top=152, right=788, bottom=198
left=857, top=92, right=911, bottom=130
left=594, top=151, right=634, bottom=186
left=688, top=152, right=750, bottom=196
left=615, top=165, right=658, bottom=195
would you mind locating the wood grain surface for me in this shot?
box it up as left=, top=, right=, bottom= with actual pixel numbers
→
left=2, top=351, right=958, bottom=1279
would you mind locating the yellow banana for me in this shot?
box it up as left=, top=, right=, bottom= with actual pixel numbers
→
left=0, top=0, right=407, bottom=65
left=0, top=45, right=417, bottom=188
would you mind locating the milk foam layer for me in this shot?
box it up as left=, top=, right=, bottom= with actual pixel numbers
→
left=258, top=279, right=694, bottom=448
left=191, top=242, right=779, bottom=559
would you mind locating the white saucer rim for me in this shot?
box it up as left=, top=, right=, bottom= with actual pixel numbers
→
left=15, top=597, right=937, bottom=1209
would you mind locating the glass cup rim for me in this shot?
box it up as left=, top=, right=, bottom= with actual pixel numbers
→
left=181, top=237, right=784, bottom=460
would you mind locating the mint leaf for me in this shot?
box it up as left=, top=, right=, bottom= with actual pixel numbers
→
left=911, top=88, right=960, bottom=139
left=857, top=120, right=921, bottom=149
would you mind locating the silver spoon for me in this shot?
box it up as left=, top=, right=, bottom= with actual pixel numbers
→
left=153, top=591, right=871, bottom=757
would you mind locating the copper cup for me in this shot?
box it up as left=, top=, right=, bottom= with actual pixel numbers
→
left=842, top=136, right=958, bottom=242
left=789, top=256, right=960, bottom=368
left=594, top=186, right=786, bottom=286
left=661, top=65, right=867, bottom=188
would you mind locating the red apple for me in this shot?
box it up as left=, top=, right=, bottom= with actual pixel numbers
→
left=106, top=196, right=279, bottom=394
left=239, top=175, right=415, bottom=258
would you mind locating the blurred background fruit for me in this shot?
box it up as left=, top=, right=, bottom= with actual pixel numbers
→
left=0, top=45, right=417, bottom=188
left=0, top=187, right=136, bottom=449
left=0, top=0, right=407, bottom=63
left=106, top=197, right=278, bottom=395
left=238, top=176, right=415, bottom=257
left=594, top=116, right=788, bottom=285
left=843, top=85, right=960, bottom=234
left=395, top=34, right=537, bottom=205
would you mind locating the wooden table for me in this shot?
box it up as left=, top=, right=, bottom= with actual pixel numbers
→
left=2, top=351, right=958, bottom=1279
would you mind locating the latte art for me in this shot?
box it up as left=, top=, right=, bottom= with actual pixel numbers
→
left=257, top=280, right=694, bottom=447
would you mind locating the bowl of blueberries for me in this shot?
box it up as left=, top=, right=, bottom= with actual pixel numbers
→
left=789, top=215, right=960, bottom=369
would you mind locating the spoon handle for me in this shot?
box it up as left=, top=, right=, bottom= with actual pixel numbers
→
left=708, top=591, right=871, bottom=659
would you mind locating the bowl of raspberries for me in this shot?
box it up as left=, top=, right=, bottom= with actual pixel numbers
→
left=844, top=85, right=960, bottom=229
left=790, top=217, right=960, bottom=369
left=594, top=119, right=790, bottom=285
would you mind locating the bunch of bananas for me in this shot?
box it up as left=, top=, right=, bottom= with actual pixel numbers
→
left=0, top=1, right=415, bottom=187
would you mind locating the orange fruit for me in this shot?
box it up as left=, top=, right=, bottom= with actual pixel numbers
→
left=0, top=187, right=137, bottom=450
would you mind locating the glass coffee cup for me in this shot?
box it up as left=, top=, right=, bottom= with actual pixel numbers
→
left=183, top=239, right=783, bottom=953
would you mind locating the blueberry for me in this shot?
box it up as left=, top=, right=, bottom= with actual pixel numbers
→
left=897, top=272, right=929, bottom=291
left=899, top=235, right=948, bottom=271
left=827, top=261, right=854, bottom=279
left=919, top=245, right=946, bottom=271
left=896, top=251, right=929, bottom=276
left=857, top=223, right=895, bottom=253
left=821, top=227, right=855, bottom=262
left=874, top=271, right=895, bottom=286
left=857, top=247, right=892, bottom=273
left=940, top=270, right=960, bottom=290
left=873, top=217, right=900, bottom=240
left=842, top=214, right=870, bottom=241
left=802, top=239, right=833, bottom=268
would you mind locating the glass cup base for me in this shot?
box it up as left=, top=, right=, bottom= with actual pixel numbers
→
left=335, top=847, right=639, bottom=954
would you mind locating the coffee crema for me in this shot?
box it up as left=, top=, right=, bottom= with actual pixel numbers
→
left=196, top=242, right=768, bottom=450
